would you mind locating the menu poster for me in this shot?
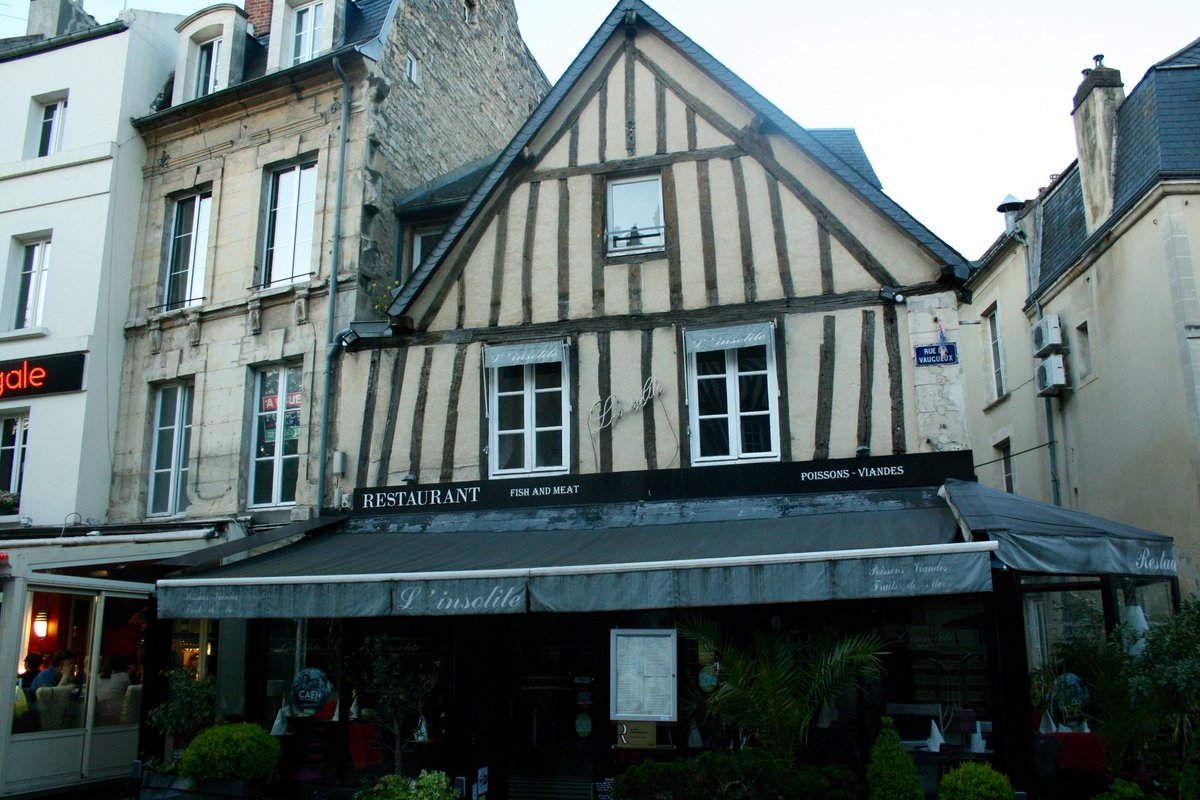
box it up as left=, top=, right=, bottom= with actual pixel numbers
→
left=609, top=628, right=677, bottom=722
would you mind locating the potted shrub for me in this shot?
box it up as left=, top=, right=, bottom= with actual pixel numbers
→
left=173, top=722, right=282, bottom=798
left=352, top=770, right=456, bottom=800
left=938, top=761, right=1013, bottom=800
left=867, top=717, right=923, bottom=800
left=146, top=667, right=218, bottom=756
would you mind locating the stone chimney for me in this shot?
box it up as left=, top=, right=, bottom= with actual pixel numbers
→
left=27, top=0, right=97, bottom=38
left=1072, top=55, right=1124, bottom=234
left=245, top=0, right=272, bottom=36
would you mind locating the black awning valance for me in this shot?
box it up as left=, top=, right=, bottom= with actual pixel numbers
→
left=940, top=479, right=1177, bottom=578
left=156, top=504, right=994, bottom=618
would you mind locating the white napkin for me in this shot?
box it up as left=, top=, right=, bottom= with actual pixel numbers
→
left=926, top=719, right=945, bottom=751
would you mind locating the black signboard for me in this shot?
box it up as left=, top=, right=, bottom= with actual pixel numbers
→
left=0, top=351, right=86, bottom=400
left=354, top=451, right=974, bottom=515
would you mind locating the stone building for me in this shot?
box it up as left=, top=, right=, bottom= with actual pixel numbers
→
left=108, top=0, right=547, bottom=525
left=962, top=40, right=1200, bottom=595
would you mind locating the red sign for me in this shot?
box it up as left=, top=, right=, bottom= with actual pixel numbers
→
left=0, top=352, right=85, bottom=399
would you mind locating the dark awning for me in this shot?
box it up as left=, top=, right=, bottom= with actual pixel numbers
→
left=156, top=502, right=995, bottom=619
left=939, top=479, right=1177, bottom=577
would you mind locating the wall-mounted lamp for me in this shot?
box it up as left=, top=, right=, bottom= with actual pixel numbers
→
left=403, top=472, right=418, bottom=485
left=33, top=610, right=48, bottom=639
left=340, top=330, right=361, bottom=348
left=879, top=286, right=906, bottom=304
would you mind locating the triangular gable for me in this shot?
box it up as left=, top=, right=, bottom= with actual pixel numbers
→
left=389, top=0, right=966, bottom=329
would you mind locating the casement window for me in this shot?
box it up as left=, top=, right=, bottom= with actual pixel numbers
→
left=982, top=304, right=1006, bottom=398
left=996, top=439, right=1014, bottom=494
left=291, top=1, right=323, bottom=65
left=263, top=161, right=317, bottom=288
left=36, top=97, right=67, bottom=157
left=605, top=174, right=664, bottom=255
left=404, top=53, right=420, bottom=83
left=408, top=225, right=445, bottom=280
left=485, top=341, right=569, bottom=477
left=194, top=38, right=222, bottom=97
left=0, top=414, right=29, bottom=506
left=149, top=384, right=193, bottom=516
left=250, top=364, right=302, bottom=506
left=13, top=239, right=51, bottom=330
left=163, top=191, right=211, bottom=311
left=685, top=323, right=780, bottom=464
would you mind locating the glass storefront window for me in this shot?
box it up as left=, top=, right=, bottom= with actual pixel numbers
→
left=93, top=596, right=148, bottom=726
left=12, top=590, right=92, bottom=734
left=1024, top=587, right=1104, bottom=731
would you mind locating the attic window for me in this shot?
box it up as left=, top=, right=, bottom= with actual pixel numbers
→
left=194, top=38, right=221, bottom=98
left=605, top=174, right=665, bottom=256
left=292, top=1, right=324, bottom=65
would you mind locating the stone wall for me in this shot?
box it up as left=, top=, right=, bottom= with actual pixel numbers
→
left=108, top=0, right=547, bottom=522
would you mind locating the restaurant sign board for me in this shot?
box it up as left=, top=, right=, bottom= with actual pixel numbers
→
left=354, top=451, right=974, bottom=515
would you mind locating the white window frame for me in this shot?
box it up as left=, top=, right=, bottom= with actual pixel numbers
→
left=983, top=304, right=1006, bottom=399
left=404, top=52, right=420, bottom=83
left=194, top=38, right=222, bottom=98
left=148, top=383, right=193, bottom=516
left=485, top=341, right=569, bottom=478
left=0, top=414, right=29, bottom=510
left=14, top=238, right=51, bottom=330
left=263, top=161, right=317, bottom=288
left=685, top=323, right=780, bottom=465
left=996, top=438, right=1014, bottom=493
left=605, top=174, right=665, bottom=255
left=163, top=191, right=212, bottom=311
left=249, top=364, right=303, bottom=507
left=291, top=1, right=324, bottom=65
left=409, top=225, right=445, bottom=279
left=36, top=97, right=67, bottom=157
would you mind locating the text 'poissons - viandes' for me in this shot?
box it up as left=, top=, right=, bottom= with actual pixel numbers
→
left=798, top=465, right=906, bottom=481
left=359, top=486, right=482, bottom=509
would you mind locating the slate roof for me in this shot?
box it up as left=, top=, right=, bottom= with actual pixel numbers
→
left=0, top=21, right=126, bottom=62
left=137, top=0, right=395, bottom=121
left=394, top=152, right=501, bottom=218
left=807, top=129, right=883, bottom=191
left=389, top=0, right=968, bottom=319
left=1024, top=35, right=1200, bottom=294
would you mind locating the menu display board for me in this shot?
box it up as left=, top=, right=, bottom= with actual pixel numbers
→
left=610, top=629, right=677, bottom=722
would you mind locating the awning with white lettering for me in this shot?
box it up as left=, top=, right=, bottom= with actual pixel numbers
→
left=939, top=479, right=1177, bottom=578
left=156, top=496, right=996, bottom=619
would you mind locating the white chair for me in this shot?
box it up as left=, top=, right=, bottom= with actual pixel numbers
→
left=36, top=685, right=73, bottom=730
left=121, top=684, right=142, bottom=725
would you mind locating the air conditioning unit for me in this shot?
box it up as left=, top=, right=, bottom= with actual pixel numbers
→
left=1035, top=355, right=1069, bottom=396
left=1032, top=315, right=1063, bottom=357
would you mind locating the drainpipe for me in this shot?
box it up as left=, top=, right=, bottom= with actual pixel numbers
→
left=1027, top=201, right=1062, bottom=506
left=316, top=57, right=351, bottom=516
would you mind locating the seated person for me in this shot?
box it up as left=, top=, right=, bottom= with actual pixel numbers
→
left=94, top=654, right=132, bottom=725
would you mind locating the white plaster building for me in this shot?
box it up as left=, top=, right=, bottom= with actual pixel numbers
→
left=0, top=0, right=182, bottom=527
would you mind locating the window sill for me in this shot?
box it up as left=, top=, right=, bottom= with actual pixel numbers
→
left=0, top=513, right=22, bottom=526
left=605, top=249, right=666, bottom=266
left=982, top=392, right=1011, bottom=413
left=488, top=468, right=570, bottom=480
left=692, top=454, right=781, bottom=467
left=0, top=327, right=48, bottom=342
left=251, top=279, right=311, bottom=300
